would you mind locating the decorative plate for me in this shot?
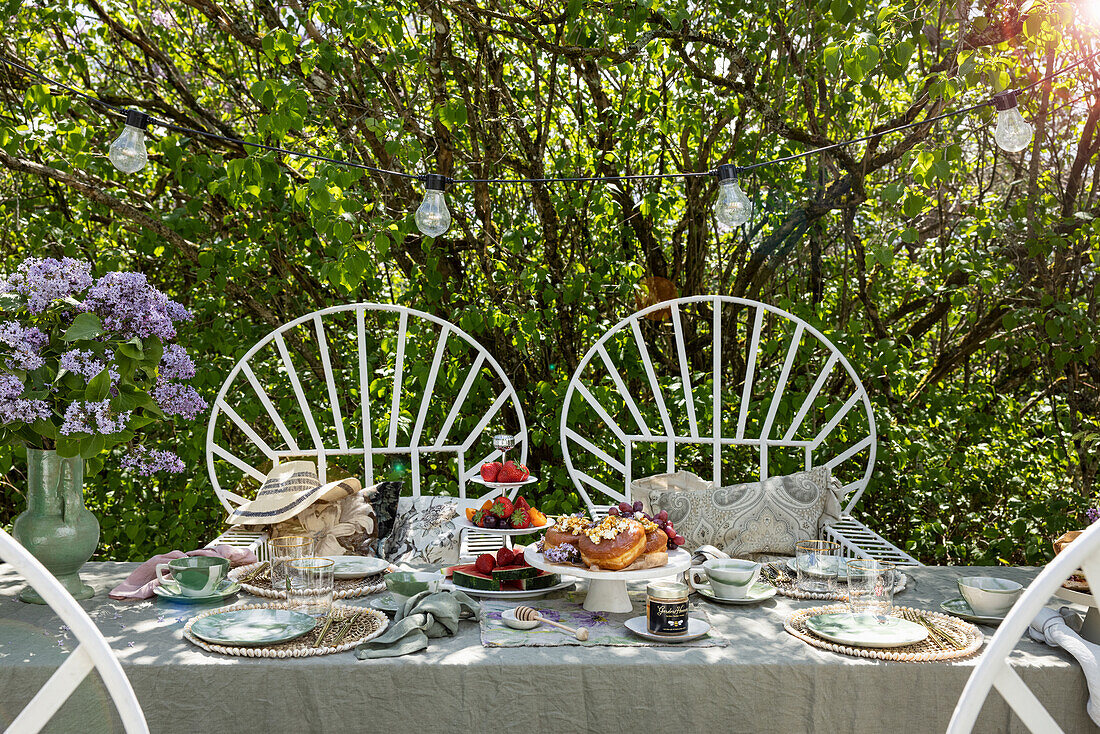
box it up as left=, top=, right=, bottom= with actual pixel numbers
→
left=363, top=592, right=400, bottom=615
left=455, top=515, right=553, bottom=535
left=468, top=475, right=539, bottom=490
left=623, top=616, right=712, bottom=643
left=940, top=597, right=1007, bottom=625
left=189, top=608, right=318, bottom=647
left=444, top=577, right=576, bottom=600
left=694, top=581, right=776, bottom=605
left=805, top=612, right=928, bottom=648
left=320, top=556, right=390, bottom=580
left=154, top=580, right=241, bottom=604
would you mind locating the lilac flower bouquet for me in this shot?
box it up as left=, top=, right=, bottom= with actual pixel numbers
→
left=0, top=257, right=205, bottom=474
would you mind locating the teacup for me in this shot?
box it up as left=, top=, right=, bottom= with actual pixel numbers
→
left=384, top=571, right=441, bottom=606
left=155, top=556, right=229, bottom=597
left=957, top=576, right=1024, bottom=617
left=687, top=559, right=761, bottom=600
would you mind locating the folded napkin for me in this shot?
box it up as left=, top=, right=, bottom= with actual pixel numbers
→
left=108, top=545, right=257, bottom=600
left=355, top=589, right=479, bottom=659
left=1029, top=606, right=1100, bottom=726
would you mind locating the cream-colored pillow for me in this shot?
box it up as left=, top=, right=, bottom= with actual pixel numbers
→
left=630, top=470, right=712, bottom=513
left=642, top=467, right=842, bottom=557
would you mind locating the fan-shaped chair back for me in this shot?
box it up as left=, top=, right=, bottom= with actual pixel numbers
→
left=206, top=303, right=527, bottom=514
left=561, top=296, right=876, bottom=513
left=948, top=522, right=1100, bottom=733
left=1, top=528, right=148, bottom=734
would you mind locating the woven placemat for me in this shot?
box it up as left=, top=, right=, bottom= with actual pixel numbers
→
left=184, top=602, right=388, bottom=658
left=229, top=561, right=387, bottom=600
left=762, top=563, right=908, bottom=601
left=785, top=604, right=983, bottom=662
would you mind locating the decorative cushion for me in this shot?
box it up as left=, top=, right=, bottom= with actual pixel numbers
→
left=641, top=467, right=842, bottom=558
left=370, top=480, right=404, bottom=541
left=382, top=495, right=461, bottom=565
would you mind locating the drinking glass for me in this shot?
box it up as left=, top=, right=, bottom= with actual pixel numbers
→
left=795, top=539, right=840, bottom=594
left=493, top=434, right=515, bottom=467
left=847, top=559, right=896, bottom=618
left=268, top=535, right=313, bottom=593
left=287, top=557, right=335, bottom=618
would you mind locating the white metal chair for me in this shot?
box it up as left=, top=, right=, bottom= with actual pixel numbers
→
left=560, top=295, right=918, bottom=565
left=0, top=528, right=149, bottom=734
left=948, top=522, right=1100, bottom=733
left=205, top=303, right=527, bottom=558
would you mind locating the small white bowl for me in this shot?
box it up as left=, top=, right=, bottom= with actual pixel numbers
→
left=957, top=576, right=1023, bottom=617
left=501, top=608, right=540, bottom=630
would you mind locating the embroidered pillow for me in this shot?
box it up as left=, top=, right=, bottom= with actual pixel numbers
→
left=369, top=480, right=404, bottom=542
left=382, top=495, right=461, bottom=565
left=642, top=467, right=841, bottom=557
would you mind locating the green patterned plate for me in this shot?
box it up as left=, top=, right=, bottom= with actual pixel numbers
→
left=694, top=581, right=776, bottom=605
left=320, top=556, right=389, bottom=580
left=154, top=580, right=241, bottom=604
left=805, top=612, right=928, bottom=648
left=190, top=608, right=318, bottom=647
left=941, top=597, right=1006, bottom=625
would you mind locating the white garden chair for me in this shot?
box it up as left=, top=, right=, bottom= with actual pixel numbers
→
left=205, top=303, right=527, bottom=558
left=560, top=295, right=918, bottom=565
left=0, top=527, right=148, bottom=734
left=948, top=521, right=1100, bottom=733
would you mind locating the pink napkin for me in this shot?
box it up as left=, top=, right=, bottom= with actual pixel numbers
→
left=109, top=545, right=258, bottom=600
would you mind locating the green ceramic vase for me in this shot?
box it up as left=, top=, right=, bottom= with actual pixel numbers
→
left=12, top=448, right=100, bottom=603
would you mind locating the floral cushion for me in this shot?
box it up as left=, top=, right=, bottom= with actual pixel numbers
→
left=381, top=495, right=461, bottom=565
left=630, top=470, right=711, bottom=514
left=640, top=467, right=843, bottom=558
left=369, top=480, right=404, bottom=542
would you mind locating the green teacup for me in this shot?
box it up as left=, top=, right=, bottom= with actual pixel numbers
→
left=156, top=556, right=229, bottom=597
left=384, top=571, right=441, bottom=606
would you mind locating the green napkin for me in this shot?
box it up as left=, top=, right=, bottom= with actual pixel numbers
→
left=355, top=589, right=479, bottom=659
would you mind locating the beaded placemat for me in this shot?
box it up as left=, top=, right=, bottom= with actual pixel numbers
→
left=184, top=602, right=387, bottom=658
left=229, top=561, right=387, bottom=600
left=761, top=563, right=908, bottom=601
left=785, top=604, right=983, bottom=662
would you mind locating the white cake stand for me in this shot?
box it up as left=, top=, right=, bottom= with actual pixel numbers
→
left=524, top=547, right=691, bottom=613
left=1054, top=585, right=1100, bottom=643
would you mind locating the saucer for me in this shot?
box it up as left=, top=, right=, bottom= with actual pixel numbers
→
left=623, top=616, right=711, bottom=642
left=694, top=581, right=776, bottom=605
left=154, top=580, right=241, bottom=604
left=805, top=612, right=928, bottom=648
left=941, top=597, right=1007, bottom=625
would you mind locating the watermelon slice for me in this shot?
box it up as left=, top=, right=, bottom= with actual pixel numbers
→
left=450, top=563, right=501, bottom=591
left=520, top=572, right=561, bottom=590
left=492, top=565, right=540, bottom=582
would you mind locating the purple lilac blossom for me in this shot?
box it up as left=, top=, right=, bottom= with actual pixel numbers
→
left=59, top=349, right=119, bottom=383
left=2, top=257, right=93, bottom=313
left=0, top=374, right=22, bottom=399
left=159, top=344, right=196, bottom=381
left=150, top=9, right=174, bottom=26
left=123, top=446, right=185, bottom=475
left=0, top=322, right=47, bottom=371
left=0, top=396, right=50, bottom=425
left=1088, top=507, right=1099, bottom=525
left=151, top=380, right=206, bottom=419
left=542, top=543, right=580, bottom=564
left=82, top=272, right=191, bottom=341
left=59, top=399, right=131, bottom=435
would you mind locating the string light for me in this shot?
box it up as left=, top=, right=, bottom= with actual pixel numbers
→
left=415, top=174, right=451, bottom=237
left=992, top=90, right=1035, bottom=153
left=714, top=164, right=752, bottom=227
left=1, top=51, right=1092, bottom=231
left=108, top=110, right=149, bottom=173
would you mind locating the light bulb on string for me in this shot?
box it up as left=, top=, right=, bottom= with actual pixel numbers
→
left=415, top=173, right=451, bottom=237
left=992, top=91, right=1034, bottom=153
left=108, top=110, right=150, bottom=173
left=714, top=164, right=752, bottom=227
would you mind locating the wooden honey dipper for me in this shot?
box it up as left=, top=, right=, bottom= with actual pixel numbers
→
left=514, top=606, right=589, bottom=641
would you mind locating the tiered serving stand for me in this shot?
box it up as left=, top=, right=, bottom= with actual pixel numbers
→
left=525, top=546, right=691, bottom=612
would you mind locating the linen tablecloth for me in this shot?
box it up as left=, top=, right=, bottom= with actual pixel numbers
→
left=0, top=564, right=1090, bottom=733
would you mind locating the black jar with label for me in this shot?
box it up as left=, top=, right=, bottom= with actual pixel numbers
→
left=646, top=581, right=689, bottom=636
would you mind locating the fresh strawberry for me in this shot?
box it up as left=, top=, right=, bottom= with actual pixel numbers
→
left=518, top=464, right=530, bottom=481
left=514, top=495, right=531, bottom=511
left=474, top=553, right=496, bottom=575
left=509, top=506, right=531, bottom=529
left=511, top=546, right=528, bottom=566
left=489, top=496, right=514, bottom=518
left=480, top=462, right=503, bottom=482
left=472, top=509, right=487, bottom=527
left=495, top=547, right=515, bottom=567
left=497, top=461, right=525, bottom=483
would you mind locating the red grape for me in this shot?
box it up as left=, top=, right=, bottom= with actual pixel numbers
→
left=608, top=506, right=620, bottom=516
left=673, top=535, right=686, bottom=546
left=657, top=510, right=668, bottom=522
left=618, top=501, right=632, bottom=513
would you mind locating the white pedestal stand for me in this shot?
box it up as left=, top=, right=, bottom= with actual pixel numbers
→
left=525, top=547, right=691, bottom=613
left=1054, top=586, right=1100, bottom=643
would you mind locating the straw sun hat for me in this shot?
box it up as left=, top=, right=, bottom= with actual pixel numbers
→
left=227, top=461, right=362, bottom=525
